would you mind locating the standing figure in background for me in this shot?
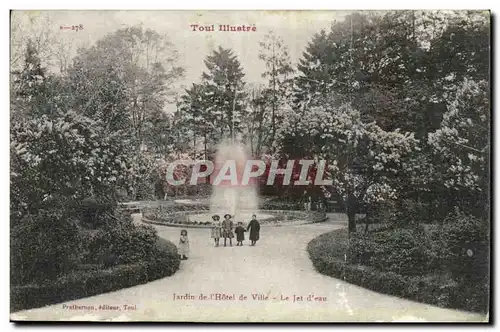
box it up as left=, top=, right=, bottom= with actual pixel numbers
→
left=234, top=221, right=246, bottom=246
left=247, top=214, right=260, bottom=246
left=154, top=180, right=165, bottom=200
left=211, top=215, right=222, bottom=247
left=222, top=214, right=234, bottom=247
left=178, top=229, right=189, bottom=260
left=302, top=190, right=308, bottom=211
left=320, top=195, right=327, bottom=211
left=317, top=196, right=324, bottom=211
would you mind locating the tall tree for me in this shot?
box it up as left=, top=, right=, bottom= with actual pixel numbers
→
left=427, top=11, right=490, bottom=103
left=201, top=46, right=247, bottom=140
left=11, top=39, right=73, bottom=121
left=68, top=26, right=184, bottom=149
left=293, top=11, right=489, bottom=139
left=179, top=83, right=216, bottom=160
left=258, top=31, right=294, bottom=153
left=294, top=29, right=338, bottom=105
left=244, top=85, right=268, bottom=156
left=11, top=39, right=48, bottom=119
left=10, top=11, right=56, bottom=72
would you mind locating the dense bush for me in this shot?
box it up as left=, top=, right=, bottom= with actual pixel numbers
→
left=308, top=228, right=489, bottom=313
left=309, top=229, right=348, bottom=260
left=154, top=236, right=180, bottom=262
left=440, top=210, right=489, bottom=281
left=347, top=226, right=434, bottom=276
left=11, top=210, right=82, bottom=285
left=133, top=179, right=155, bottom=201
left=439, top=211, right=490, bottom=311
left=364, top=200, right=396, bottom=224
left=70, top=197, right=117, bottom=229
left=11, top=237, right=180, bottom=312
left=308, top=244, right=463, bottom=309
left=84, top=214, right=159, bottom=265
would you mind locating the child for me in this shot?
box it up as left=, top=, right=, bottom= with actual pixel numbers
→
left=222, top=214, right=234, bottom=247
left=178, top=229, right=189, bottom=260
left=211, top=215, right=222, bottom=247
left=234, top=221, right=246, bottom=246
left=247, top=214, right=261, bottom=246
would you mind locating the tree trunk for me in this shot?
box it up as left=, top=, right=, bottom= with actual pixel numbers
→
left=364, top=205, right=371, bottom=234
left=271, top=43, right=276, bottom=154
left=204, top=131, right=210, bottom=184
left=231, top=89, right=238, bottom=142
left=193, top=131, right=196, bottom=159
left=347, top=192, right=357, bottom=234
left=220, top=106, right=224, bottom=140
left=256, top=104, right=264, bottom=156
left=204, top=131, right=207, bottom=161
left=249, top=115, right=255, bottom=155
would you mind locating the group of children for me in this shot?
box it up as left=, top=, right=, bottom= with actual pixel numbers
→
left=177, top=213, right=261, bottom=260
left=210, top=213, right=257, bottom=247
left=213, top=213, right=261, bottom=247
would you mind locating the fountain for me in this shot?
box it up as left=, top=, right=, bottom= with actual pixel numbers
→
left=208, top=138, right=260, bottom=223
left=140, top=136, right=327, bottom=226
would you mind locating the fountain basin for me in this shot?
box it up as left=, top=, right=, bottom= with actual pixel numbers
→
left=141, top=205, right=327, bottom=228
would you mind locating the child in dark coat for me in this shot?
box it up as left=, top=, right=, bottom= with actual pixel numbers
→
left=222, top=214, right=234, bottom=247
left=234, top=222, right=246, bottom=246
left=247, top=214, right=261, bottom=246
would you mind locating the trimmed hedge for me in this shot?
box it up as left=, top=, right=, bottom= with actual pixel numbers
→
left=82, top=219, right=159, bottom=266
left=347, top=227, right=434, bottom=276
left=11, top=212, right=82, bottom=285
left=11, top=236, right=180, bottom=313
left=307, top=229, right=488, bottom=313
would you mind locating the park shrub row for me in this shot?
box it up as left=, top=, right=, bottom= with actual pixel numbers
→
left=307, top=216, right=489, bottom=313
left=307, top=248, right=463, bottom=311
left=11, top=236, right=180, bottom=312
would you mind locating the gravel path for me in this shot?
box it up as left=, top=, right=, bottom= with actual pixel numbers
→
left=11, top=214, right=486, bottom=322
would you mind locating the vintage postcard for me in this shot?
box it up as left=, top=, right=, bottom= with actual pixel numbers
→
left=9, top=10, right=490, bottom=322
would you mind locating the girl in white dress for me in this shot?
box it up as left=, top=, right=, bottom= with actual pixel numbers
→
left=210, top=215, right=222, bottom=246
left=178, top=229, right=189, bottom=260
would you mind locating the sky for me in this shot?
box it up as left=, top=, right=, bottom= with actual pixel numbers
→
left=11, top=10, right=350, bottom=112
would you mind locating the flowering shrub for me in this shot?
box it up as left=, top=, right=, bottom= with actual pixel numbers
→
left=10, top=112, right=135, bottom=220
left=428, top=79, right=489, bottom=192
left=275, top=101, right=420, bottom=231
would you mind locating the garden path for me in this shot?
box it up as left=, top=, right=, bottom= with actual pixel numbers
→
left=11, top=213, right=486, bottom=322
